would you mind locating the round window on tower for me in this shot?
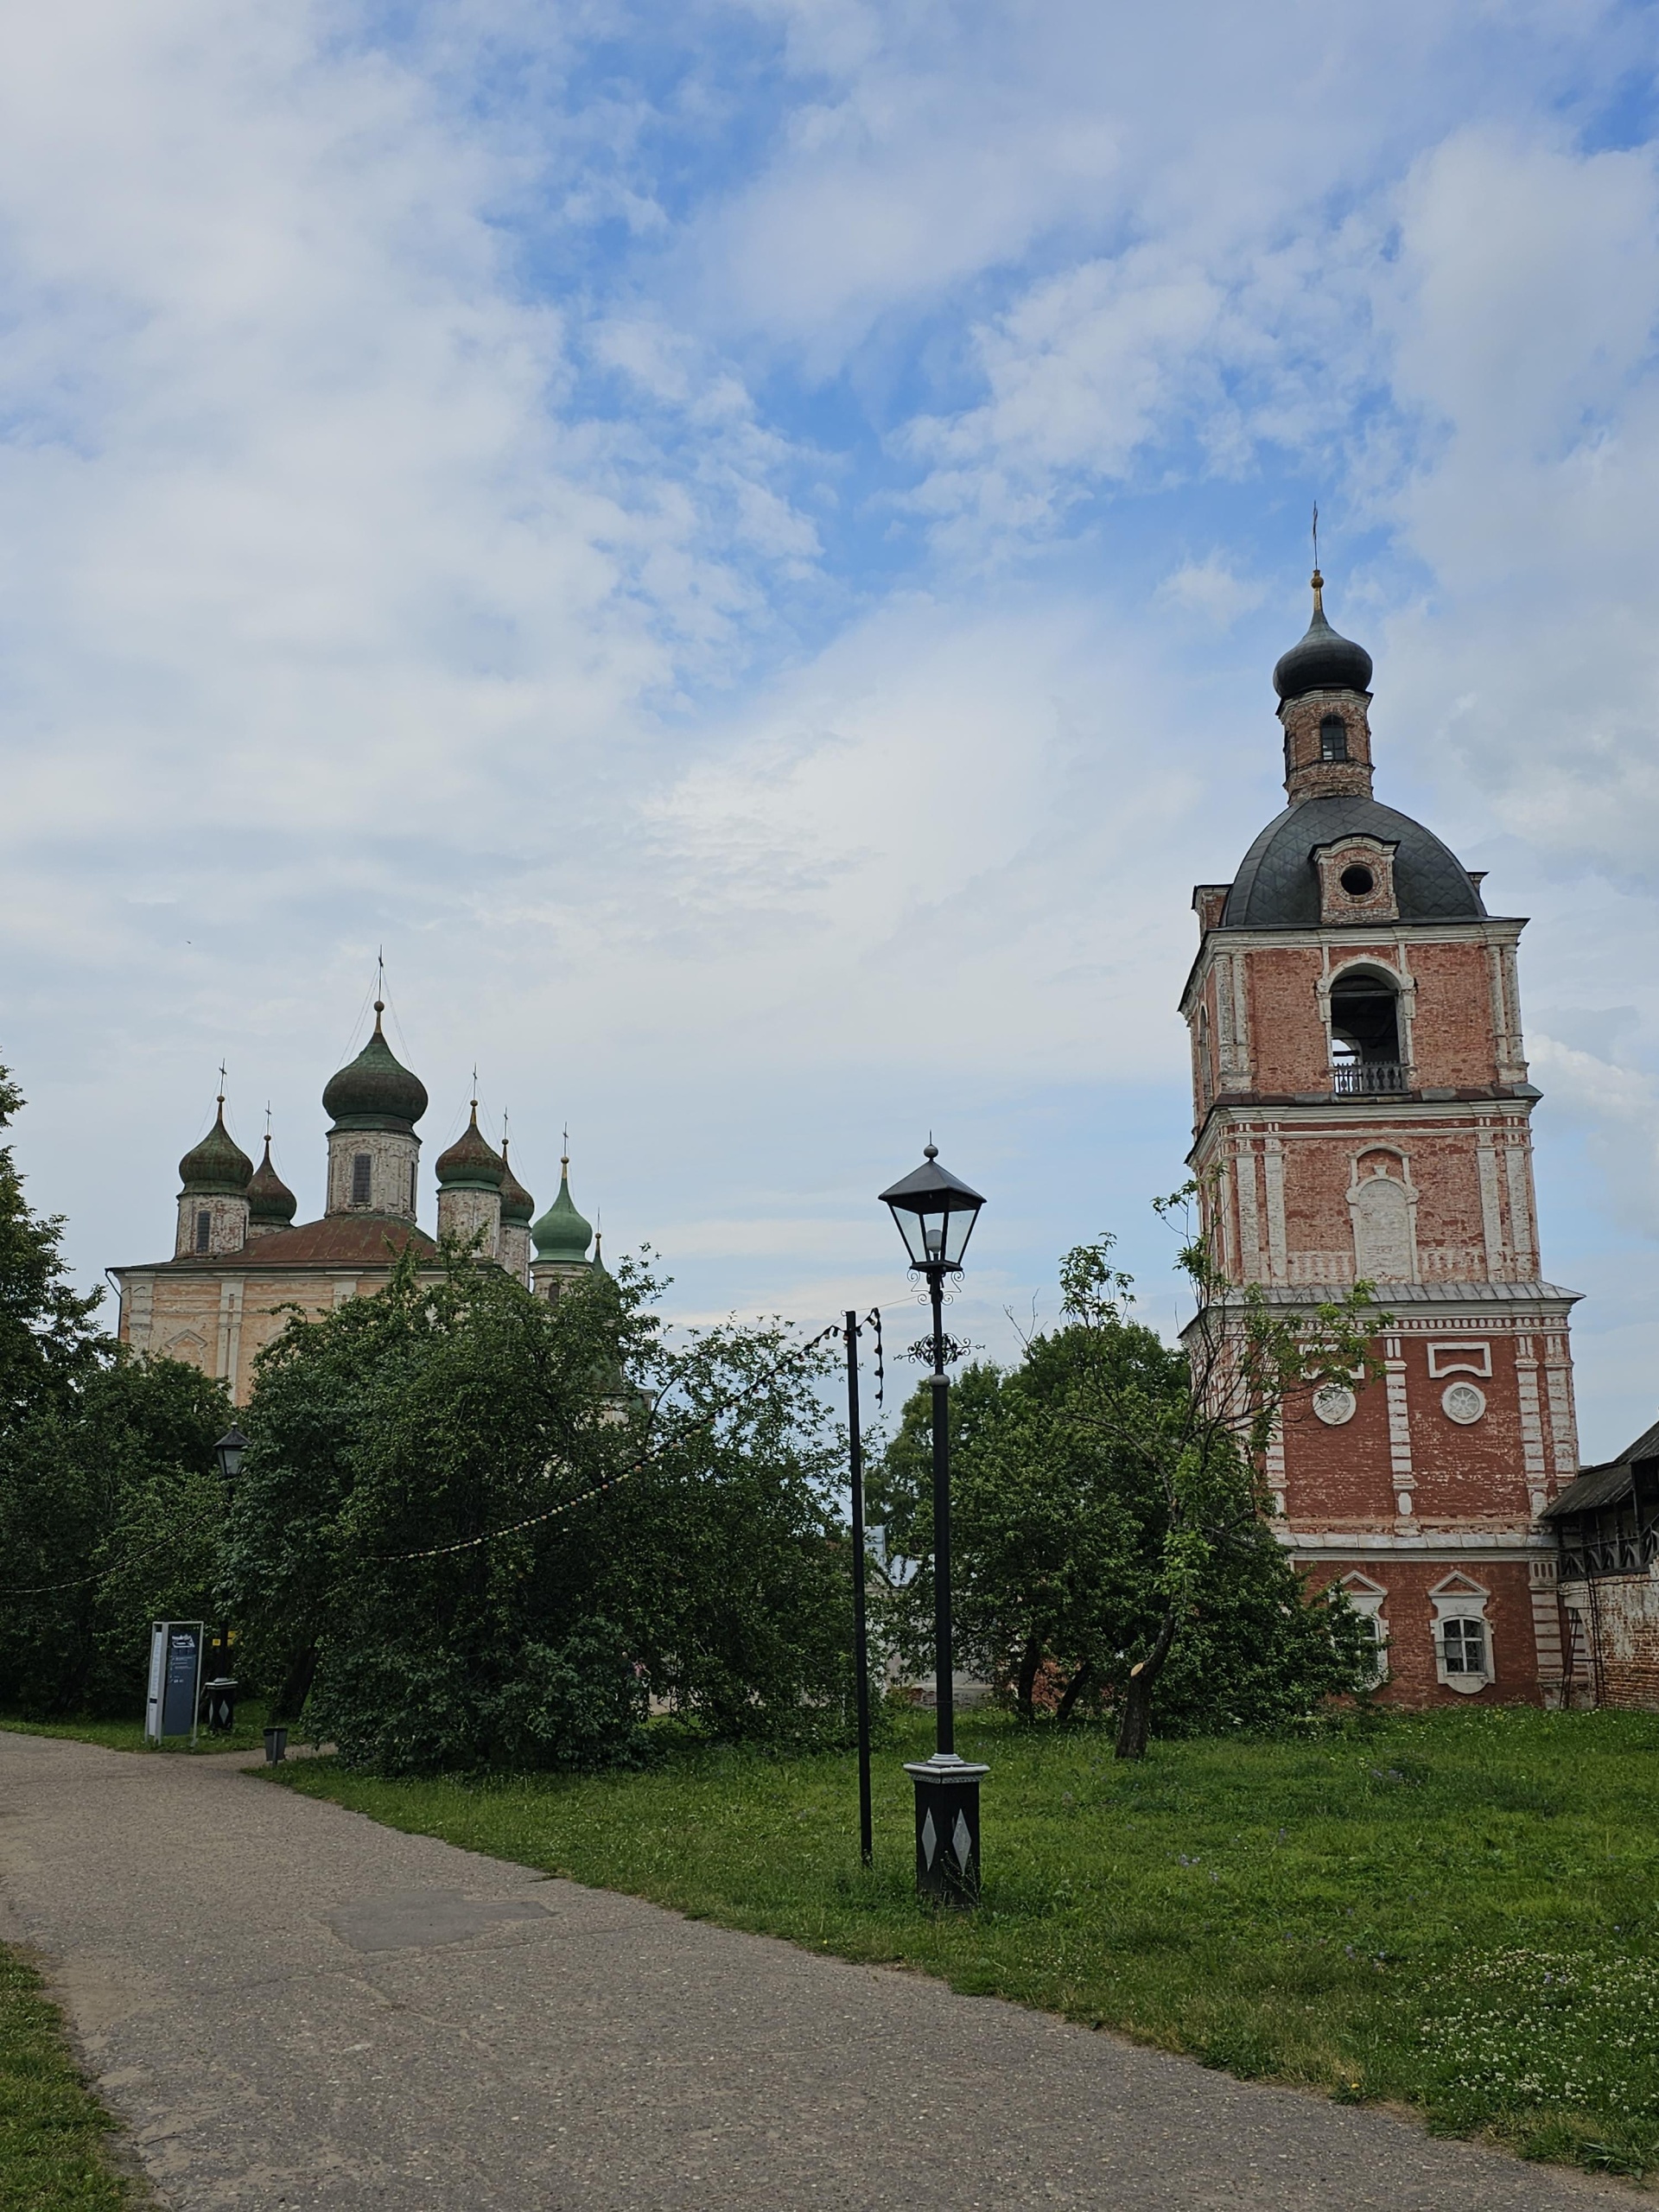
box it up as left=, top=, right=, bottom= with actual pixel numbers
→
left=1442, top=1382, right=1487, bottom=1426
left=1340, top=864, right=1376, bottom=898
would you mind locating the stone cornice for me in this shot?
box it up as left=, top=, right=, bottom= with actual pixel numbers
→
left=1179, top=914, right=1528, bottom=1017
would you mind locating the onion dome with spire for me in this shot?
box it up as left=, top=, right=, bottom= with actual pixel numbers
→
left=435, top=1104, right=505, bottom=1192
left=246, top=1135, right=297, bottom=1225
left=1272, top=569, right=1374, bottom=702
left=179, top=1100, right=253, bottom=1194
left=532, top=1156, right=593, bottom=1261
left=499, top=1138, right=534, bottom=1226
left=321, top=1003, right=429, bottom=1132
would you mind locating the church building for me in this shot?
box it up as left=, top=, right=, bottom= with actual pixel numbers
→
left=111, top=1001, right=601, bottom=1403
left=1182, top=569, right=1579, bottom=1707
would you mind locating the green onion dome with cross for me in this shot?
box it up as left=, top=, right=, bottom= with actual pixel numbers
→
left=532, top=1156, right=593, bottom=1262
left=321, top=1004, right=429, bottom=1132
left=178, top=1101, right=252, bottom=1194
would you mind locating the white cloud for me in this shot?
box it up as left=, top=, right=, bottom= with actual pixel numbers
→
left=6, top=0, right=1659, bottom=1430
left=1160, top=557, right=1267, bottom=627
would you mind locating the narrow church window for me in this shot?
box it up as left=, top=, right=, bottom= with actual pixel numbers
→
left=194, top=1209, right=211, bottom=1254
left=352, top=1153, right=372, bottom=1205
left=1441, top=1617, right=1486, bottom=1676
left=409, top=1162, right=417, bottom=1212
left=1319, top=714, right=1348, bottom=761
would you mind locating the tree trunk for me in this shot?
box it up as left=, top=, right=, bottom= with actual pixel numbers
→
left=1055, top=1660, right=1093, bottom=1726
left=1014, top=1634, right=1044, bottom=1726
left=1114, top=1607, right=1179, bottom=1760
left=271, top=1643, right=318, bottom=1724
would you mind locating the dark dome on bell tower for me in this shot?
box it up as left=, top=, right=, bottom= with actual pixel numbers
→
left=1272, top=569, right=1374, bottom=702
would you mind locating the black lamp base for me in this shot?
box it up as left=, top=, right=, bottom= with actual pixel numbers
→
left=904, top=1752, right=988, bottom=1906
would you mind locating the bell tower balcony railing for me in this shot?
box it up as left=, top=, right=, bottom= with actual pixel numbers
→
left=1331, top=1059, right=1408, bottom=1096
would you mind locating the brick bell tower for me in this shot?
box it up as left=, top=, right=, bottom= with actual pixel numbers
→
left=1180, top=566, right=1580, bottom=1707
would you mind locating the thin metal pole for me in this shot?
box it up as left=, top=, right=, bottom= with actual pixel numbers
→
left=929, top=1268, right=953, bottom=1758
left=846, top=1311, right=873, bottom=1867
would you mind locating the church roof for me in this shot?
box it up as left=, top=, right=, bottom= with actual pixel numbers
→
left=532, top=1160, right=592, bottom=1262
left=179, top=1103, right=253, bottom=1195
left=247, top=1136, right=297, bottom=1224
left=155, top=1214, right=436, bottom=1268
left=435, top=1106, right=504, bottom=1192
left=1221, top=797, right=1488, bottom=929
left=1272, top=577, right=1373, bottom=701
left=499, top=1140, right=534, bottom=1225
left=322, top=1004, right=429, bottom=1132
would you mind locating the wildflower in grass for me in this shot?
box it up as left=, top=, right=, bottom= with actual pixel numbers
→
left=1421, top=1950, right=1659, bottom=2121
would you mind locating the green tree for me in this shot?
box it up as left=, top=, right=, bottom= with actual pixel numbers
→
left=225, top=1246, right=853, bottom=1773
left=0, top=1058, right=232, bottom=1715
left=876, top=1199, right=1379, bottom=1754
left=0, top=1062, right=103, bottom=1426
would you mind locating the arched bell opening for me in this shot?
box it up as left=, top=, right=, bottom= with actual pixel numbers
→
left=1328, top=966, right=1405, bottom=1094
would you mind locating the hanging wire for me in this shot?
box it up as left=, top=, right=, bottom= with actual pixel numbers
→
left=372, top=1319, right=845, bottom=1562
left=0, top=1319, right=853, bottom=1595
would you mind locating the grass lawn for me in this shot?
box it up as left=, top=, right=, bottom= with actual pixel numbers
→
left=0, top=1704, right=273, bottom=1757
left=276, top=1705, right=1659, bottom=2183
left=0, top=1946, right=148, bottom=2209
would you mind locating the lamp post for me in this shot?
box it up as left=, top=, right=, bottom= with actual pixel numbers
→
left=878, top=1144, right=988, bottom=1905
left=207, top=1425, right=248, bottom=1732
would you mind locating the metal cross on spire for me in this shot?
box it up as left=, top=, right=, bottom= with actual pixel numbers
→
left=217, top=1061, right=227, bottom=1104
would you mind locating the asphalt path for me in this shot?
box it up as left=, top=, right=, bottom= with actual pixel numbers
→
left=0, top=1729, right=1630, bottom=2210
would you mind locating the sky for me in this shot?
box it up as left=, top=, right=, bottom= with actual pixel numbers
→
left=3, top=0, right=1659, bottom=1459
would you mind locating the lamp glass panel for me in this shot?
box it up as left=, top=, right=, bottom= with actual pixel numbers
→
left=943, top=1200, right=982, bottom=1266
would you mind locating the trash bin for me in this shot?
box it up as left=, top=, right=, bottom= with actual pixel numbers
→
left=203, top=1677, right=238, bottom=1733
left=263, top=1726, right=289, bottom=1764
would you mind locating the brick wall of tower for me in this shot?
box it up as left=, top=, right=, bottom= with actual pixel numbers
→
left=1205, top=1114, right=1543, bottom=1290
left=1302, top=1556, right=1550, bottom=1707
left=1196, top=938, right=1522, bottom=1101
left=1277, top=1321, right=1573, bottom=1530
left=326, top=1128, right=420, bottom=1217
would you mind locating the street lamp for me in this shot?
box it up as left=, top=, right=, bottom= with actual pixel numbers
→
left=879, top=1143, right=988, bottom=1905
left=207, top=1426, right=248, bottom=1731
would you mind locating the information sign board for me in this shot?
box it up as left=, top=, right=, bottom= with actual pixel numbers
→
left=144, top=1621, right=205, bottom=1744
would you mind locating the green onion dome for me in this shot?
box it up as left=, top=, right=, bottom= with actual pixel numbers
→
left=435, top=1104, right=505, bottom=1192
left=499, top=1139, right=534, bottom=1225
left=246, top=1135, right=297, bottom=1224
left=531, top=1158, right=592, bottom=1261
left=321, top=1004, right=428, bottom=1132
left=179, top=1100, right=253, bottom=1195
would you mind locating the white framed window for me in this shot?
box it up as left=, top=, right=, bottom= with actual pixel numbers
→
left=1440, top=1617, right=1487, bottom=1677
left=351, top=1152, right=372, bottom=1206
left=1429, top=1573, right=1494, bottom=1694
left=1336, top=1571, right=1389, bottom=1688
